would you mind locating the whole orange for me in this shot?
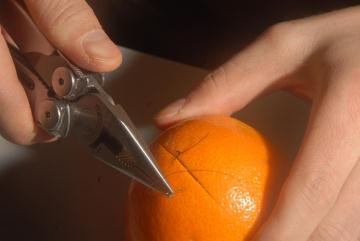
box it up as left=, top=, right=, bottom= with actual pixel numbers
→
left=125, top=115, right=284, bottom=241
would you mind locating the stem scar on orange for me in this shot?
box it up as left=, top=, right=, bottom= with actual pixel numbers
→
left=125, top=115, right=286, bottom=241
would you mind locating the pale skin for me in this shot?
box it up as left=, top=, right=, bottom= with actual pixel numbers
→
left=1, top=1, right=359, bottom=240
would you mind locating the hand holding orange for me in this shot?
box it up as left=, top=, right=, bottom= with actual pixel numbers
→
left=126, top=115, right=285, bottom=241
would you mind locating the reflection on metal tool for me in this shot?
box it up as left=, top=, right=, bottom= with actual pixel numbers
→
left=0, top=1, right=173, bottom=196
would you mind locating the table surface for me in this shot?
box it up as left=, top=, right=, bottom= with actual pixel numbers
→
left=0, top=47, right=310, bottom=241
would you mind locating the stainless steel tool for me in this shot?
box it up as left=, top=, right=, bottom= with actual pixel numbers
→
left=1, top=0, right=173, bottom=196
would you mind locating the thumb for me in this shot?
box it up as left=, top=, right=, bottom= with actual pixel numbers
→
left=155, top=24, right=303, bottom=128
left=24, top=0, right=121, bottom=72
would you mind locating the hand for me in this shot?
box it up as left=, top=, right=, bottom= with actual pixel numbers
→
left=156, top=6, right=360, bottom=240
left=0, top=0, right=121, bottom=145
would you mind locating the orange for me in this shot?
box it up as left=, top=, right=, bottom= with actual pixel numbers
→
left=125, top=115, right=284, bottom=241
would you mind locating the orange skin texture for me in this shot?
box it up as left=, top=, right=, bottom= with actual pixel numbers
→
left=126, top=115, right=284, bottom=241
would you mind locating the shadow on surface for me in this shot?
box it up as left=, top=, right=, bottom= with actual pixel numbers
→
left=0, top=48, right=310, bottom=241
left=0, top=51, right=207, bottom=241
left=0, top=140, right=130, bottom=241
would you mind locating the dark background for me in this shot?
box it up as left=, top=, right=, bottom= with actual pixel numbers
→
left=87, top=0, right=360, bottom=69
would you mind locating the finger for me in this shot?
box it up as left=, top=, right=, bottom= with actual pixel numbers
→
left=0, top=30, right=48, bottom=145
left=24, top=0, right=121, bottom=72
left=155, top=22, right=312, bottom=128
left=308, top=159, right=360, bottom=241
left=254, top=73, right=360, bottom=240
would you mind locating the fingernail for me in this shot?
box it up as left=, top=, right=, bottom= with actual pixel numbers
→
left=82, top=30, right=119, bottom=61
left=157, top=98, right=186, bottom=119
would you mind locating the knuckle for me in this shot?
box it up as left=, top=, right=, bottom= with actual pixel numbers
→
left=328, top=67, right=360, bottom=126
left=48, top=1, right=95, bottom=29
left=310, top=222, right=353, bottom=241
left=191, top=66, right=232, bottom=111
left=342, top=69, right=360, bottom=96
left=263, top=22, right=292, bottom=42
left=296, top=169, right=337, bottom=211
left=29, top=0, right=98, bottom=34
left=264, top=21, right=292, bottom=37
left=262, top=21, right=297, bottom=47
left=202, top=66, right=229, bottom=94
